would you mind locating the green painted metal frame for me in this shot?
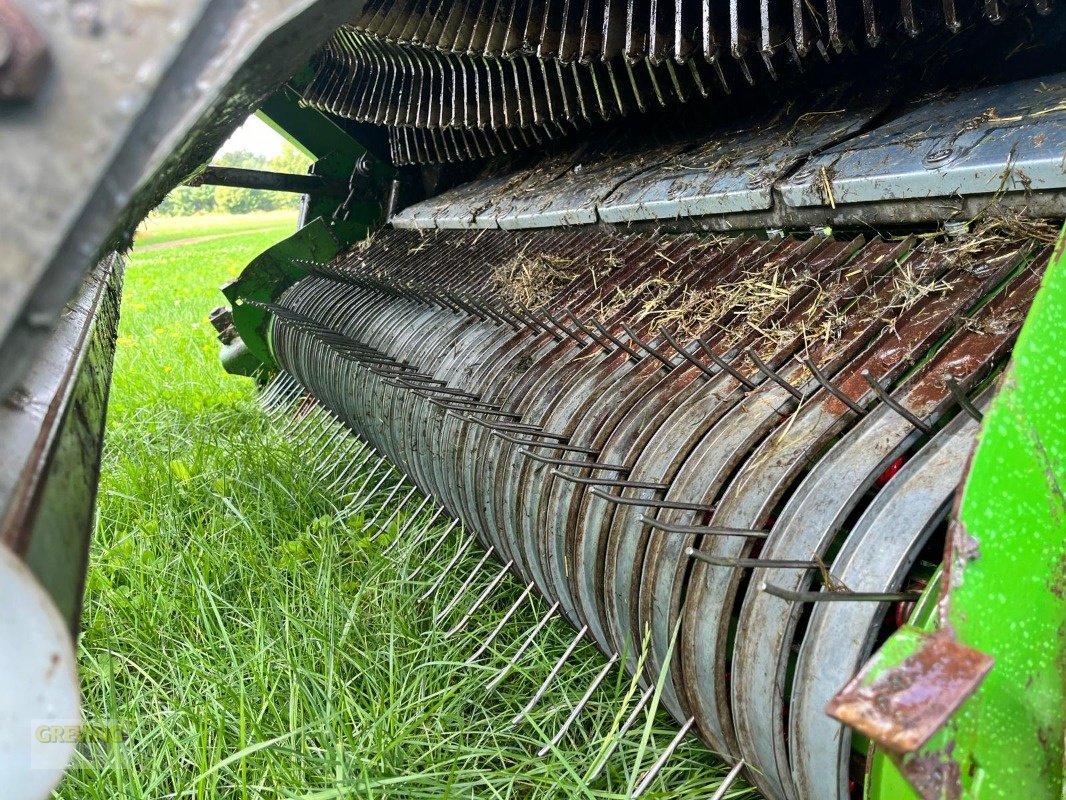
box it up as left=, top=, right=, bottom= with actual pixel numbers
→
left=221, top=85, right=390, bottom=376
left=860, top=225, right=1066, bottom=800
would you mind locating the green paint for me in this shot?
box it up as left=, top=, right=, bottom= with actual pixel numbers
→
left=866, top=226, right=1066, bottom=799
left=222, top=215, right=372, bottom=371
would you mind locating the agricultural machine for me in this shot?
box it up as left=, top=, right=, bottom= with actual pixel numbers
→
left=0, top=1, right=1063, bottom=798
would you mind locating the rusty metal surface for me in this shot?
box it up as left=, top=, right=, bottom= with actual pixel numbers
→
left=827, top=629, right=994, bottom=755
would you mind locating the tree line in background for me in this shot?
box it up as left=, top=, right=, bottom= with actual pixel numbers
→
left=155, top=144, right=312, bottom=216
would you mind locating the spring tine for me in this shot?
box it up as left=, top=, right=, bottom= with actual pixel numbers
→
left=697, top=338, right=757, bottom=389
left=365, top=480, right=408, bottom=527
left=760, top=582, right=921, bottom=603
left=404, top=514, right=457, bottom=570
left=545, top=309, right=590, bottom=344
left=640, top=515, right=768, bottom=538
left=384, top=378, right=482, bottom=399
left=565, top=309, right=615, bottom=352
left=381, top=496, right=434, bottom=552
left=708, top=761, right=747, bottom=800
left=511, top=625, right=589, bottom=725
left=590, top=318, right=644, bottom=360
left=946, top=375, right=985, bottom=422
left=416, top=529, right=477, bottom=593
left=660, top=327, right=715, bottom=378
left=446, top=559, right=515, bottom=636
left=345, top=462, right=399, bottom=514
left=320, top=438, right=366, bottom=482
left=310, top=425, right=351, bottom=464
left=449, top=411, right=571, bottom=441
left=390, top=504, right=446, bottom=556
left=630, top=716, right=696, bottom=798
left=421, top=393, right=522, bottom=416
left=486, top=601, right=561, bottom=690
left=468, top=581, right=536, bottom=663
left=434, top=546, right=497, bottom=622
left=538, top=652, right=620, bottom=755
left=514, top=302, right=565, bottom=340
left=686, top=546, right=820, bottom=569
left=861, top=370, right=935, bottom=435
left=338, top=456, right=392, bottom=510
left=492, top=430, right=600, bottom=454
left=620, top=323, right=674, bottom=369
left=324, top=445, right=377, bottom=493
left=367, top=486, right=420, bottom=537
left=589, top=487, right=714, bottom=512
left=550, top=470, right=669, bottom=490
left=588, top=684, right=656, bottom=781
left=801, top=356, right=865, bottom=414
left=747, top=349, right=803, bottom=399
left=519, top=448, right=631, bottom=472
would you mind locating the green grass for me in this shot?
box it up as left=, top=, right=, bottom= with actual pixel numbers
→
left=133, top=210, right=300, bottom=248
left=57, top=213, right=744, bottom=800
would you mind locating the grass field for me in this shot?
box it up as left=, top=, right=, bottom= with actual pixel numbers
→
left=58, top=212, right=744, bottom=800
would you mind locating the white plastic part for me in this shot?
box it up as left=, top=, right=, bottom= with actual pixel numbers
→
left=0, top=544, right=81, bottom=800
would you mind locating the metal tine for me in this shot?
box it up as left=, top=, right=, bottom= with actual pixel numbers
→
left=276, top=398, right=322, bottom=434
left=520, top=448, right=631, bottom=472
left=486, top=601, right=562, bottom=690
left=590, top=317, right=644, bottom=360
left=509, top=301, right=565, bottom=341
left=415, top=527, right=477, bottom=589
left=434, top=545, right=497, bottom=623
left=640, top=515, right=768, bottom=538
left=686, top=546, right=821, bottom=569
left=263, top=380, right=304, bottom=418
left=620, top=323, right=674, bottom=369
left=800, top=355, right=866, bottom=414
left=421, top=393, right=523, bottom=418
left=284, top=406, right=333, bottom=444
left=551, top=469, right=668, bottom=491
left=337, top=454, right=392, bottom=509
left=697, top=338, right=757, bottom=389
left=467, top=581, right=536, bottom=663
left=276, top=395, right=325, bottom=432
left=258, top=372, right=295, bottom=408
left=386, top=503, right=445, bottom=556
left=630, top=716, right=696, bottom=798
left=309, top=419, right=353, bottom=461
left=377, top=494, right=432, bottom=547
left=324, top=444, right=377, bottom=493
left=347, top=459, right=401, bottom=511
left=402, top=513, right=456, bottom=569
left=492, top=430, right=601, bottom=454
left=761, top=581, right=921, bottom=602
left=537, top=652, right=620, bottom=756
left=590, top=487, right=714, bottom=512
left=708, top=761, right=747, bottom=800
left=449, top=411, right=571, bottom=442
left=446, top=559, right=515, bottom=636
left=659, top=327, right=715, bottom=379
left=747, top=348, right=803, bottom=399
left=946, top=375, right=985, bottom=423
left=373, top=488, right=426, bottom=546
left=544, top=308, right=590, bottom=345
left=511, top=625, right=589, bottom=726
left=367, top=484, right=419, bottom=530
left=564, top=309, right=615, bottom=352
left=588, top=684, right=655, bottom=781
left=861, top=370, right=935, bottom=435
left=319, top=438, right=367, bottom=483
left=301, top=414, right=345, bottom=456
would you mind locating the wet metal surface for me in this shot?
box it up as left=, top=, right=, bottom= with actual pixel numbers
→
left=263, top=226, right=1051, bottom=800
